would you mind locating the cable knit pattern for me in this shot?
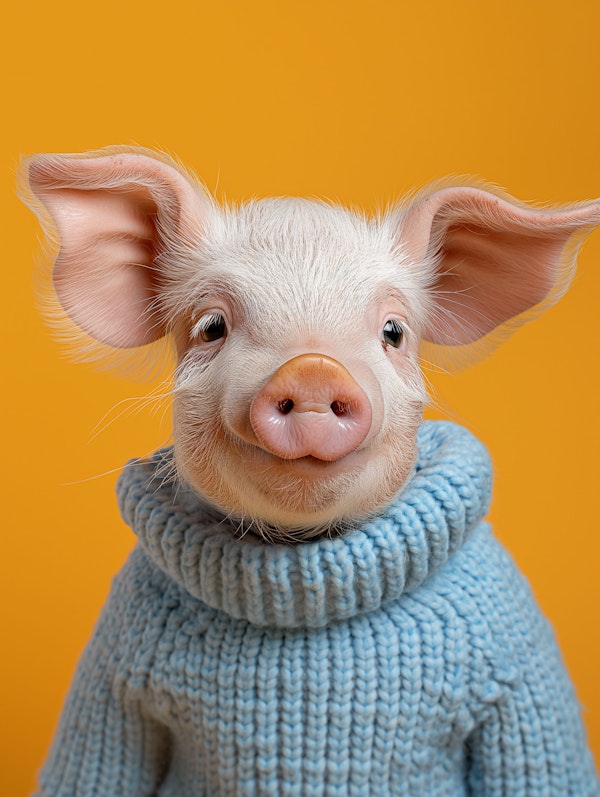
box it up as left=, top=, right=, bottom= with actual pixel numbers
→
left=33, top=422, right=599, bottom=797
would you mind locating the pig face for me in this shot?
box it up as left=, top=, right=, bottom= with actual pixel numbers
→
left=20, top=147, right=600, bottom=541
left=168, top=200, right=429, bottom=536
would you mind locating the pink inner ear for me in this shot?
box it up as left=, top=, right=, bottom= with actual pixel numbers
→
left=432, top=222, right=566, bottom=344
left=398, top=186, right=600, bottom=346
left=26, top=150, right=207, bottom=349
left=44, top=185, right=162, bottom=348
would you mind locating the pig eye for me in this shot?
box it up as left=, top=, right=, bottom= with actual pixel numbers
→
left=191, top=313, right=228, bottom=343
left=382, top=318, right=404, bottom=348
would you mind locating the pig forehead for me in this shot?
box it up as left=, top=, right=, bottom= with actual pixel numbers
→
left=210, top=241, right=399, bottom=296
left=188, top=200, right=425, bottom=317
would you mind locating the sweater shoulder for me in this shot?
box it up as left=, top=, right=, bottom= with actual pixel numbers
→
left=428, top=523, right=556, bottom=649
left=85, top=546, right=217, bottom=687
left=441, top=523, right=550, bottom=633
left=414, top=523, right=570, bottom=697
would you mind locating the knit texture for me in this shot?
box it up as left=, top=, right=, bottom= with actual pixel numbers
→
left=34, top=422, right=599, bottom=796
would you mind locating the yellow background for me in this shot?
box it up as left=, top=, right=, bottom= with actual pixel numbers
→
left=2, top=0, right=599, bottom=792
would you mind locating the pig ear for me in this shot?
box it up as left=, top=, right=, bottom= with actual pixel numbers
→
left=397, top=181, right=600, bottom=361
left=20, top=147, right=212, bottom=349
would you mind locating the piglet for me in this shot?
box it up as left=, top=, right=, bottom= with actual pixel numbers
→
left=21, top=147, right=600, bottom=796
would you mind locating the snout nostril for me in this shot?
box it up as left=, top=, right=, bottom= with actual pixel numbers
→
left=330, top=400, right=351, bottom=417
left=277, top=398, right=295, bottom=415
left=251, top=355, right=373, bottom=461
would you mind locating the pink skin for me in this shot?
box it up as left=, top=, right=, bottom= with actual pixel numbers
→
left=249, top=354, right=373, bottom=462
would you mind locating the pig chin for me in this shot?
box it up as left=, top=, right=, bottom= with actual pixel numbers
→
left=176, top=434, right=418, bottom=541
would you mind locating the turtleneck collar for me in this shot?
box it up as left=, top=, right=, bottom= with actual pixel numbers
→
left=116, top=421, right=492, bottom=629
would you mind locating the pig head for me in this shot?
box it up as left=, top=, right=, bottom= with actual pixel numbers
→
left=21, top=148, right=600, bottom=540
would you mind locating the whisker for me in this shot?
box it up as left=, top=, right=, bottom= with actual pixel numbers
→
left=87, top=385, right=173, bottom=442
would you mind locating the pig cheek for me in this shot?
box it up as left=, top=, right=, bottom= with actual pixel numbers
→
left=173, top=395, right=276, bottom=519
left=353, top=387, right=423, bottom=516
left=172, top=387, right=276, bottom=517
left=359, top=431, right=419, bottom=516
left=172, top=395, right=238, bottom=510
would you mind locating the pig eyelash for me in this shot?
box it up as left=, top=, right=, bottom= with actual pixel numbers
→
left=189, top=312, right=228, bottom=342
left=381, top=318, right=406, bottom=349
left=380, top=316, right=415, bottom=353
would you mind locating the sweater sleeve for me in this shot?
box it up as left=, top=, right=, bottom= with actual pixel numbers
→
left=465, top=674, right=599, bottom=796
left=32, top=550, right=172, bottom=797
left=462, top=533, right=599, bottom=796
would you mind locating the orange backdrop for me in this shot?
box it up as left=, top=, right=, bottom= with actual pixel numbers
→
left=2, top=1, right=599, bottom=793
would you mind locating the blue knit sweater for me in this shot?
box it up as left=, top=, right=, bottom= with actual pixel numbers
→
left=34, top=422, right=598, bottom=796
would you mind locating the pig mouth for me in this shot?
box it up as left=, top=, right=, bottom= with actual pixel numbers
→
left=241, top=441, right=368, bottom=479
left=236, top=447, right=367, bottom=523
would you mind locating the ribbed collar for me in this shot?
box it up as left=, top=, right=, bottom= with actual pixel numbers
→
left=116, top=421, right=492, bottom=629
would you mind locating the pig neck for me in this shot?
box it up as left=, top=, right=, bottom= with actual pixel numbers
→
left=116, top=421, right=492, bottom=630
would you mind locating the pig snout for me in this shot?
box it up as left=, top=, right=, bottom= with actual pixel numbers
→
left=249, top=354, right=372, bottom=462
